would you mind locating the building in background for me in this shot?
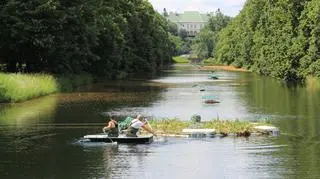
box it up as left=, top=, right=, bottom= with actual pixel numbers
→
left=167, top=11, right=211, bottom=37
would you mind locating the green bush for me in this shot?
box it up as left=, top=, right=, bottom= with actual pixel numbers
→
left=172, top=56, right=190, bottom=63
left=203, top=58, right=221, bottom=65
left=56, top=73, right=93, bottom=92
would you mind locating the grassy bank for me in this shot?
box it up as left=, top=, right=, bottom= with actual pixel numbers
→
left=203, top=58, right=221, bottom=66
left=172, top=56, right=190, bottom=63
left=0, top=73, right=93, bottom=103
left=148, top=119, right=274, bottom=136
left=0, top=73, right=58, bottom=102
left=201, top=65, right=250, bottom=72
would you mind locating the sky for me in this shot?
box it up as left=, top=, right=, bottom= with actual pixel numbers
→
left=148, top=0, right=246, bottom=17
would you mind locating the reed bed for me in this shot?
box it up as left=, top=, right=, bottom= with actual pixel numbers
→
left=0, top=73, right=58, bottom=102
left=0, top=73, right=93, bottom=102
left=149, top=118, right=191, bottom=134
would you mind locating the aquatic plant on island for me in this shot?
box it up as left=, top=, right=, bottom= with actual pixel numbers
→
left=147, top=118, right=275, bottom=137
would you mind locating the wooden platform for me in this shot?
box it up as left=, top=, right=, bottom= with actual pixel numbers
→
left=182, top=128, right=216, bottom=137
left=254, top=126, right=280, bottom=136
left=83, top=134, right=154, bottom=144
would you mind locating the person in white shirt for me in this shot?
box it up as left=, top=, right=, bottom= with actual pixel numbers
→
left=126, top=114, right=156, bottom=137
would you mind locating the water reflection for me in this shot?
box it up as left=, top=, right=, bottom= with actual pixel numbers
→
left=0, top=95, right=57, bottom=126
left=0, top=95, right=58, bottom=153
left=90, top=137, right=286, bottom=179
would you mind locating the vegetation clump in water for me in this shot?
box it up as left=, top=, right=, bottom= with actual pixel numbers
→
left=148, top=118, right=275, bottom=137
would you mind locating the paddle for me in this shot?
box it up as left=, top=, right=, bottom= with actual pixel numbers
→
left=142, top=121, right=158, bottom=140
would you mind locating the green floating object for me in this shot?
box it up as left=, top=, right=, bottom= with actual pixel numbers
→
left=191, top=114, right=201, bottom=123
left=208, top=74, right=219, bottom=79
left=201, top=95, right=217, bottom=99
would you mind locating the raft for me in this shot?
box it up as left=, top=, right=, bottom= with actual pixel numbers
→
left=83, top=134, right=154, bottom=144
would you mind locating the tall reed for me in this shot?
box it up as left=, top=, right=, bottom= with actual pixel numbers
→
left=0, top=73, right=58, bottom=102
left=0, top=73, right=94, bottom=102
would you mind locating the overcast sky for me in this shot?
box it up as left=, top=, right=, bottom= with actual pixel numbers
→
left=148, top=0, right=246, bottom=17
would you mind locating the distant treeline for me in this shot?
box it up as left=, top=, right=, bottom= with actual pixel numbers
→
left=215, top=0, right=320, bottom=81
left=0, top=0, right=173, bottom=77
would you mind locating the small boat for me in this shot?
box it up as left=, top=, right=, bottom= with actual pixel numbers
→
left=83, top=134, right=154, bottom=144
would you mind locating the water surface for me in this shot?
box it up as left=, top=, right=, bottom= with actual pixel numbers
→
left=1, top=64, right=320, bottom=178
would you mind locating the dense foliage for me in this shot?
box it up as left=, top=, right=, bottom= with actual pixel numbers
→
left=215, top=0, right=320, bottom=81
left=166, top=20, right=191, bottom=56
left=0, top=0, right=173, bottom=77
left=192, top=9, right=231, bottom=59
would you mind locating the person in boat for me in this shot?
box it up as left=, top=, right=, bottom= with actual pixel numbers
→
left=102, top=115, right=119, bottom=137
left=126, top=114, right=156, bottom=137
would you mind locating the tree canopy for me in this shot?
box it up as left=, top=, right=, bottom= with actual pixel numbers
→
left=192, top=9, right=231, bottom=59
left=215, top=0, right=320, bottom=81
left=0, top=0, right=173, bottom=77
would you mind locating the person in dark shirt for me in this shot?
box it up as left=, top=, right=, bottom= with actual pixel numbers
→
left=102, top=115, right=119, bottom=137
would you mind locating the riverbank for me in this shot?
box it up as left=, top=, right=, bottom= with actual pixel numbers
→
left=172, top=56, right=189, bottom=63
left=172, top=55, right=250, bottom=72
left=0, top=73, right=93, bottom=103
left=148, top=119, right=276, bottom=137
left=200, top=65, right=250, bottom=72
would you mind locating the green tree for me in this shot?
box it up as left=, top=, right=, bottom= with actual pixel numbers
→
left=215, top=0, right=318, bottom=81
left=192, top=9, right=231, bottom=59
left=178, top=29, right=188, bottom=40
left=0, top=0, right=173, bottom=77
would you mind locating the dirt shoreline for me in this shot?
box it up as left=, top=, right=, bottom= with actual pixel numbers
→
left=200, top=65, right=250, bottom=72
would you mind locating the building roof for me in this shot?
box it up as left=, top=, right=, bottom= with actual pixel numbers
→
left=168, top=11, right=211, bottom=23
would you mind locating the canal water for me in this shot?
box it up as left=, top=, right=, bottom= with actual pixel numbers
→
left=1, top=64, right=320, bottom=178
